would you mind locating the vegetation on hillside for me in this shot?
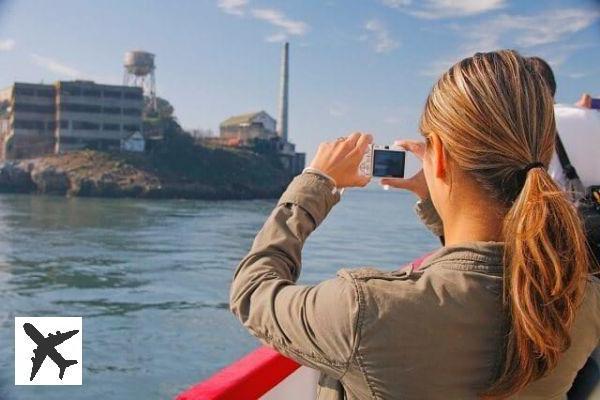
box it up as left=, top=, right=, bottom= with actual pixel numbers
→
left=134, top=96, right=291, bottom=197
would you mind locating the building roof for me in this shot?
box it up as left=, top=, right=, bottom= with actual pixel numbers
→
left=57, top=80, right=142, bottom=92
left=2, top=80, right=143, bottom=93
left=220, top=110, right=272, bottom=128
left=124, top=131, right=144, bottom=141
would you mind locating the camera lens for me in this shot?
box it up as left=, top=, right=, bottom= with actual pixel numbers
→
left=384, top=145, right=389, bottom=149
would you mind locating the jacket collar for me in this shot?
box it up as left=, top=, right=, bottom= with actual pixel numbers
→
left=418, top=241, right=505, bottom=274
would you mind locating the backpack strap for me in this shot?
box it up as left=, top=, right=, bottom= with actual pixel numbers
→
left=555, top=132, right=581, bottom=181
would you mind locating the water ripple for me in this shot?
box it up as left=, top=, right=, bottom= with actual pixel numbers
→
left=0, top=190, right=437, bottom=400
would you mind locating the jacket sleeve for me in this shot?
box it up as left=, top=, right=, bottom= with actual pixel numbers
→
left=414, top=197, right=444, bottom=237
left=229, top=173, right=360, bottom=379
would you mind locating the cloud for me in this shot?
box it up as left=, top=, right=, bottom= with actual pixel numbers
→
left=384, top=115, right=402, bottom=125
left=565, top=72, right=587, bottom=79
left=0, top=38, right=15, bottom=51
left=251, top=8, right=308, bottom=36
left=531, top=42, right=595, bottom=68
left=419, top=58, right=456, bottom=77
left=329, top=101, right=348, bottom=118
left=217, top=2, right=308, bottom=43
left=217, top=0, right=248, bottom=16
left=461, top=8, right=600, bottom=57
left=421, top=7, right=600, bottom=76
left=265, top=32, right=288, bottom=43
left=382, top=0, right=412, bottom=7
left=363, top=19, right=399, bottom=54
left=382, top=105, right=420, bottom=126
left=473, top=8, right=600, bottom=49
left=383, top=0, right=505, bottom=19
left=30, top=53, right=85, bottom=79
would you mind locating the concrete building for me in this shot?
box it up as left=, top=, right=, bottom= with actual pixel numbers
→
left=219, top=111, right=277, bottom=142
left=0, top=83, right=56, bottom=159
left=271, top=138, right=305, bottom=175
left=0, top=80, right=143, bottom=160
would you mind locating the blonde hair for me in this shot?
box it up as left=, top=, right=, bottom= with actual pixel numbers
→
left=419, top=50, right=590, bottom=398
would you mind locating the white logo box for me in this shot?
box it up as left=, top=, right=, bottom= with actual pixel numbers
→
left=14, top=317, right=82, bottom=385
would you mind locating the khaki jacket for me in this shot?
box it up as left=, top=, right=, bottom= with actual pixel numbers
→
left=230, top=173, right=600, bottom=399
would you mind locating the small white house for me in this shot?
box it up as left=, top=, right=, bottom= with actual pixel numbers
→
left=121, top=131, right=145, bottom=153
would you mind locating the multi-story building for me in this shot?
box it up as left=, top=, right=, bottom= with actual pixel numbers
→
left=0, top=83, right=55, bottom=159
left=0, top=80, right=143, bottom=160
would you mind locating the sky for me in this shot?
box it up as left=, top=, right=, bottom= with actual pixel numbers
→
left=0, top=0, right=599, bottom=160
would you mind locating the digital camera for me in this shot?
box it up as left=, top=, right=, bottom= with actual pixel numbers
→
left=358, top=144, right=405, bottom=178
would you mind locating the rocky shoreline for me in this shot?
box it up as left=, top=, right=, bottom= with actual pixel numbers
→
left=0, top=150, right=291, bottom=200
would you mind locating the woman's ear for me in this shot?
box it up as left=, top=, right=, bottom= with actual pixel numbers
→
left=430, top=134, right=447, bottom=179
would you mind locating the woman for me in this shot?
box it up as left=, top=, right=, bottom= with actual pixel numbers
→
left=230, top=50, right=600, bottom=399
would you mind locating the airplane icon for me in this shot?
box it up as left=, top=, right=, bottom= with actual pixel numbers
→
left=23, top=322, right=79, bottom=381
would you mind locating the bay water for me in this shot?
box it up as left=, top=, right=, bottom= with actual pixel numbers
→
left=0, top=186, right=439, bottom=399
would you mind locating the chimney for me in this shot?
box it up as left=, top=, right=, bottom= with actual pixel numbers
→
left=277, top=42, right=289, bottom=142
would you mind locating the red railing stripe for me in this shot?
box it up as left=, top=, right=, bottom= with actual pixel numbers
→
left=176, top=346, right=301, bottom=400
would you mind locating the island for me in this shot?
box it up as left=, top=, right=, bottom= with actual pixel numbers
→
left=0, top=134, right=294, bottom=200
left=0, top=85, right=304, bottom=200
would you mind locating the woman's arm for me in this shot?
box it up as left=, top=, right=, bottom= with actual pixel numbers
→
left=230, top=133, right=371, bottom=378
left=229, top=172, right=360, bottom=379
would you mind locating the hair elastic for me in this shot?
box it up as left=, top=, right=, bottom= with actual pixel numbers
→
left=521, top=161, right=544, bottom=174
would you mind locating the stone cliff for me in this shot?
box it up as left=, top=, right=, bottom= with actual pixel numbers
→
left=0, top=148, right=292, bottom=200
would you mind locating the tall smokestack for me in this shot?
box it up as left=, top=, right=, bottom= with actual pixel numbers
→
left=277, top=42, right=289, bottom=142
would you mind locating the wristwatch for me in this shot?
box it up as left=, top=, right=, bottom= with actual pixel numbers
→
left=301, top=167, right=344, bottom=195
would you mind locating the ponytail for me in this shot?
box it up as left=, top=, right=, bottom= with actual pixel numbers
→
left=482, top=167, right=590, bottom=398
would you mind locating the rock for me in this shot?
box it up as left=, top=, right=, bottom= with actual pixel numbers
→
left=30, top=163, right=70, bottom=194
left=0, top=161, right=35, bottom=192
left=0, top=149, right=292, bottom=200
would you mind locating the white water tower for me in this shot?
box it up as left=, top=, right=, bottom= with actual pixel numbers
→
left=123, top=50, right=157, bottom=111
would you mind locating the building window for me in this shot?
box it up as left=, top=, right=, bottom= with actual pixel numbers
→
left=14, top=87, right=35, bottom=96
left=37, top=89, right=55, bottom=98
left=103, top=90, right=122, bottom=99
left=123, top=124, right=140, bottom=132
left=123, top=91, right=143, bottom=100
left=14, top=103, right=54, bottom=114
left=102, top=123, right=120, bottom=131
left=60, top=120, right=69, bottom=129
left=47, top=121, right=56, bottom=130
left=13, top=120, right=45, bottom=130
left=102, top=106, right=121, bottom=115
left=60, top=136, right=80, bottom=144
left=72, top=121, right=100, bottom=130
left=123, top=107, right=141, bottom=116
left=60, top=86, right=82, bottom=96
left=82, top=89, right=101, bottom=98
left=60, top=103, right=102, bottom=113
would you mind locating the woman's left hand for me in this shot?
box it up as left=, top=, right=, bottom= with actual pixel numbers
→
left=380, top=139, right=429, bottom=200
left=308, top=132, right=373, bottom=188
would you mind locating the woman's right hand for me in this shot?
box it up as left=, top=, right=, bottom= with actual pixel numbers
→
left=380, top=140, right=429, bottom=200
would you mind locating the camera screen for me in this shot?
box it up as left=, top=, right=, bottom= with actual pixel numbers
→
left=372, top=149, right=405, bottom=178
